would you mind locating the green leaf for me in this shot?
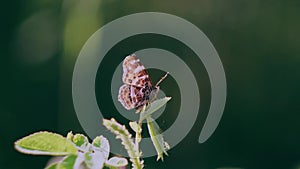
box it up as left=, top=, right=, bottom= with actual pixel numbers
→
left=139, top=97, right=171, bottom=123
left=14, top=131, right=77, bottom=156
left=105, top=157, right=128, bottom=168
left=129, top=121, right=141, bottom=133
left=129, top=121, right=142, bottom=147
left=146, top=117, right=169, bottom=161
left=92, top=135, right=110, bottom=160
left=66, top=131, right=74, bottom=141
left=45, top=163, right=58, bottom=169
left=45, top=155, right=77, bottom=169
left=57, top=155, right=77, bottom=169
left=72, top=134, right=89, bottom=149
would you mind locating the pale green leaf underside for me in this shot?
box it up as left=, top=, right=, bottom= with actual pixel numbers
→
left=105, top=157, right=128, bottom=167
left=14, top=131, right=77, bottom=156
left=147, top=117, right=168, bottom=161
left=92, top=136, right=110, bottom=160
left=139, top=97, right=171, bottom=123
left=129, top=121, right=141, bottom=133
left=84, top=151, right=105, bottom=169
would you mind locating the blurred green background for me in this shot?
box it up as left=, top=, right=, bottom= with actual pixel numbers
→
left=1, top=0, right=300, bottom=169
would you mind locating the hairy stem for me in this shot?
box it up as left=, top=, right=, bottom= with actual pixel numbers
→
left=103, top=118, right=144, bottom=169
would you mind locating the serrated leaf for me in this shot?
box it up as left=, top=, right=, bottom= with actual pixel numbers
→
left=139, top=97, right=171, bottom=123
left=14, top=131, right=77, bottom=156
left=146, top=117, right=169, bottom=161
left=105, top=157, right=128, bottom=168
left=103, top=118, right=144, bottom=169
left=92, top=135, right=110, bottom=160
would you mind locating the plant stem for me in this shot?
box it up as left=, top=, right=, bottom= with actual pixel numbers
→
left=103, top=118, right=143, bottom=169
